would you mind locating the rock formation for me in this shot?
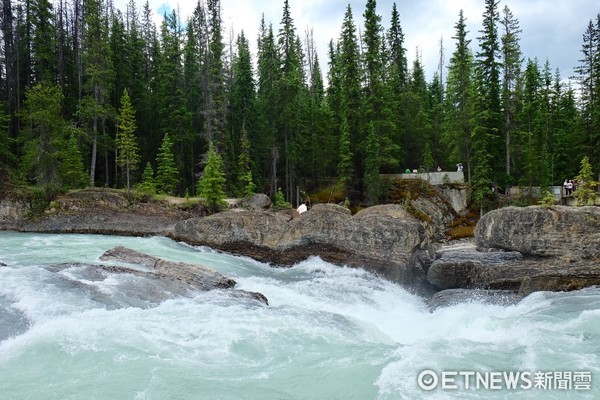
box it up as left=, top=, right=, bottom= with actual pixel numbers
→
left=98, top=246, right=268, bottom=304
left=427, top=205, right=600, bottom=307
left=173, top=203, right=436, bottom=290
left=2, top=189, right=200, bottom=236
left=475, top=205, right=600, bottom=260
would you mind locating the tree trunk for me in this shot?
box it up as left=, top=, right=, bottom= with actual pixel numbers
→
left=90, top=119, right=97, bottom=187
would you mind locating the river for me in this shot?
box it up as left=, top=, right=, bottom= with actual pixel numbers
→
left=0, top=231, right=598, bottom=399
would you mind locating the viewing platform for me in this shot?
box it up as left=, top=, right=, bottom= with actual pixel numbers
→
left=381, top=171, right=465, bottom=186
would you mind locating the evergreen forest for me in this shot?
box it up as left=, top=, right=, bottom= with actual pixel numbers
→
left=0, top=0, right=599, bottom=208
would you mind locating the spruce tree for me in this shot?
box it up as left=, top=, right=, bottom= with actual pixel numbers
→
left=387, top=3, right=408, bottom=92
left=473, top=0, right=502, bottom=204
left=363, top=0, right=399, bottom=173
left=80, top=0, right=115, bottom=187
left=157, top=10, right=192, bottom=188
left=137, top=162, right=156, bottom=194
left=364, top=122, right=382, bottom=205
left=197, top=142, right=227, bottom=212
left=574, top=15, right=600, bottom=170
left=277, top=0, right=304, bottom=202
left=518, top=58, right=542, bottom=187
left=229, top=31, right=257, bottom=189
left=60, top=131, right=87, bottom=190
left=256, top=18, right=281, bottom=191
left=19, top=84, right=66, bottom=196
left=500, top=6, right=522, bottom=181
left=575, top=155, right=597, bottom=206
left=237, top=128, right=256, bottom=197
left=155, top=133, right=179, bottom=195
left=443, top=10, right=475, bottom=182
left=116, top=88, right=140, bottom=193
left=337, top=116, right=353, bottom=194
left=205, top=0, right=226, bottom=152
left=31, top=0, right=57, bottom=84
left=421, top=142, right=434, bottom=172
left=0, top=111, right=14, bottom=175
left=336, top=5, right=363, bottom=191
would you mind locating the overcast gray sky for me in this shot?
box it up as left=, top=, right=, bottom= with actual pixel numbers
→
left=124, top=0, right=598, bottom=82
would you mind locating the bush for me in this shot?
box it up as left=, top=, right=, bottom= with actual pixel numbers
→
left=273, top=187, right=292, bottom=209
left=538, top=190, right=556, bottom=208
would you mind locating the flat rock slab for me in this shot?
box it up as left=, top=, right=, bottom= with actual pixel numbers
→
left=99, top=247, right=268, bottom=305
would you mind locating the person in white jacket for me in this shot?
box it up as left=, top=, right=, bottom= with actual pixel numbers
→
left=297, top=202, right=308, bottom=214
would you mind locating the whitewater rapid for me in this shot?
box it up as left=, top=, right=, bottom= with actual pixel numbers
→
left=0, top=231, right=598, bottom=399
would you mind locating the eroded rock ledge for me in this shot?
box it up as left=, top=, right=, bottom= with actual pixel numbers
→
left=172, top=203, right=437, bottom=290
left=427, top=206, right=600, bottom=309
left=98, top=246, right=268, bottom=305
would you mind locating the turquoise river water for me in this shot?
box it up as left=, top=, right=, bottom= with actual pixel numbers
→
left=0, top=231, right=598, bottom=399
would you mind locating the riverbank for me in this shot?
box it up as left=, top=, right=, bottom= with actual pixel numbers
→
left=2, top=187, right=599, bottom=307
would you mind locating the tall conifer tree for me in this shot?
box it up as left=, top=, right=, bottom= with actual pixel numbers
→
left=473, top=0, right=502, bottom=205
left=443, top=12, right=475, bottom=181
left=116, top=88, right=139, bottom=193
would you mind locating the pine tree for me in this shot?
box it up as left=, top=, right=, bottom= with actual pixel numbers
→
left=362, top=0, right=399, bottom=174
left=204, top=0, right=226, bottom=153
left=518, top=58, right=542, bottom=187
left=60, top=131, right=87, bottom=190
left=575, top=155, right=597, bottom=206
left=237, top=128, right=256, bottom=197
left=157, top=10, right=192, bottom=189
left=473, top=0, right=502, bottom=204
left=137, top=161, right=156, bottom=194
left=197, top=142, right=227, bottom=212
left=116, top=88, right=140, bottom=193
left=229, top=31, right=257, bottom=189
left=277, top=0, right=304, bottom=202
left=403, top=55, right=431, bottom=167
left=337, top=116, right=353, bottom=194
left=443, top=10, right=475, bottom=182
left=183, top=12, right=203, bottom=191
left=155, top=133, right=179, bottom=195
left=80, top=0, right=115, bottom=187
left=387, top=3, right=408, bottom=92
left=500, top=6, right=522, bottom=182
left=256, top=18, right=281, bottom=192
left=336, top=5, right=363, bottom=191
left=421, top=142, right=434, bottom=172
left=19, top=83, right=66, bottom=196
left=364, top=122, right=382, bottom=205
left=31, top=0, right=57, bottom=84
left=0, top=110, right=15, bottom=178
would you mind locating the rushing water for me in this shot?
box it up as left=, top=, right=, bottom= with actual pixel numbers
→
left=0, top=231, right=598, bottom=400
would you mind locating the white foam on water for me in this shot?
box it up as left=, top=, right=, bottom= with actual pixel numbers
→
left=1, top=231, right=599, bottom=399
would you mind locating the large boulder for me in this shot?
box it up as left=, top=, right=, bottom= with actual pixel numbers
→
left=428, top=206, right=600, bottom=297
left=475, top=206, right=600, bottom=260
left=173, top=203, right=432, bottom=288
left=240, top=193, right=271, bottom=210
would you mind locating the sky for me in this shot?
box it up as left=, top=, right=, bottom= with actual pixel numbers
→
left=119, top=0, right=599, bottom=83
